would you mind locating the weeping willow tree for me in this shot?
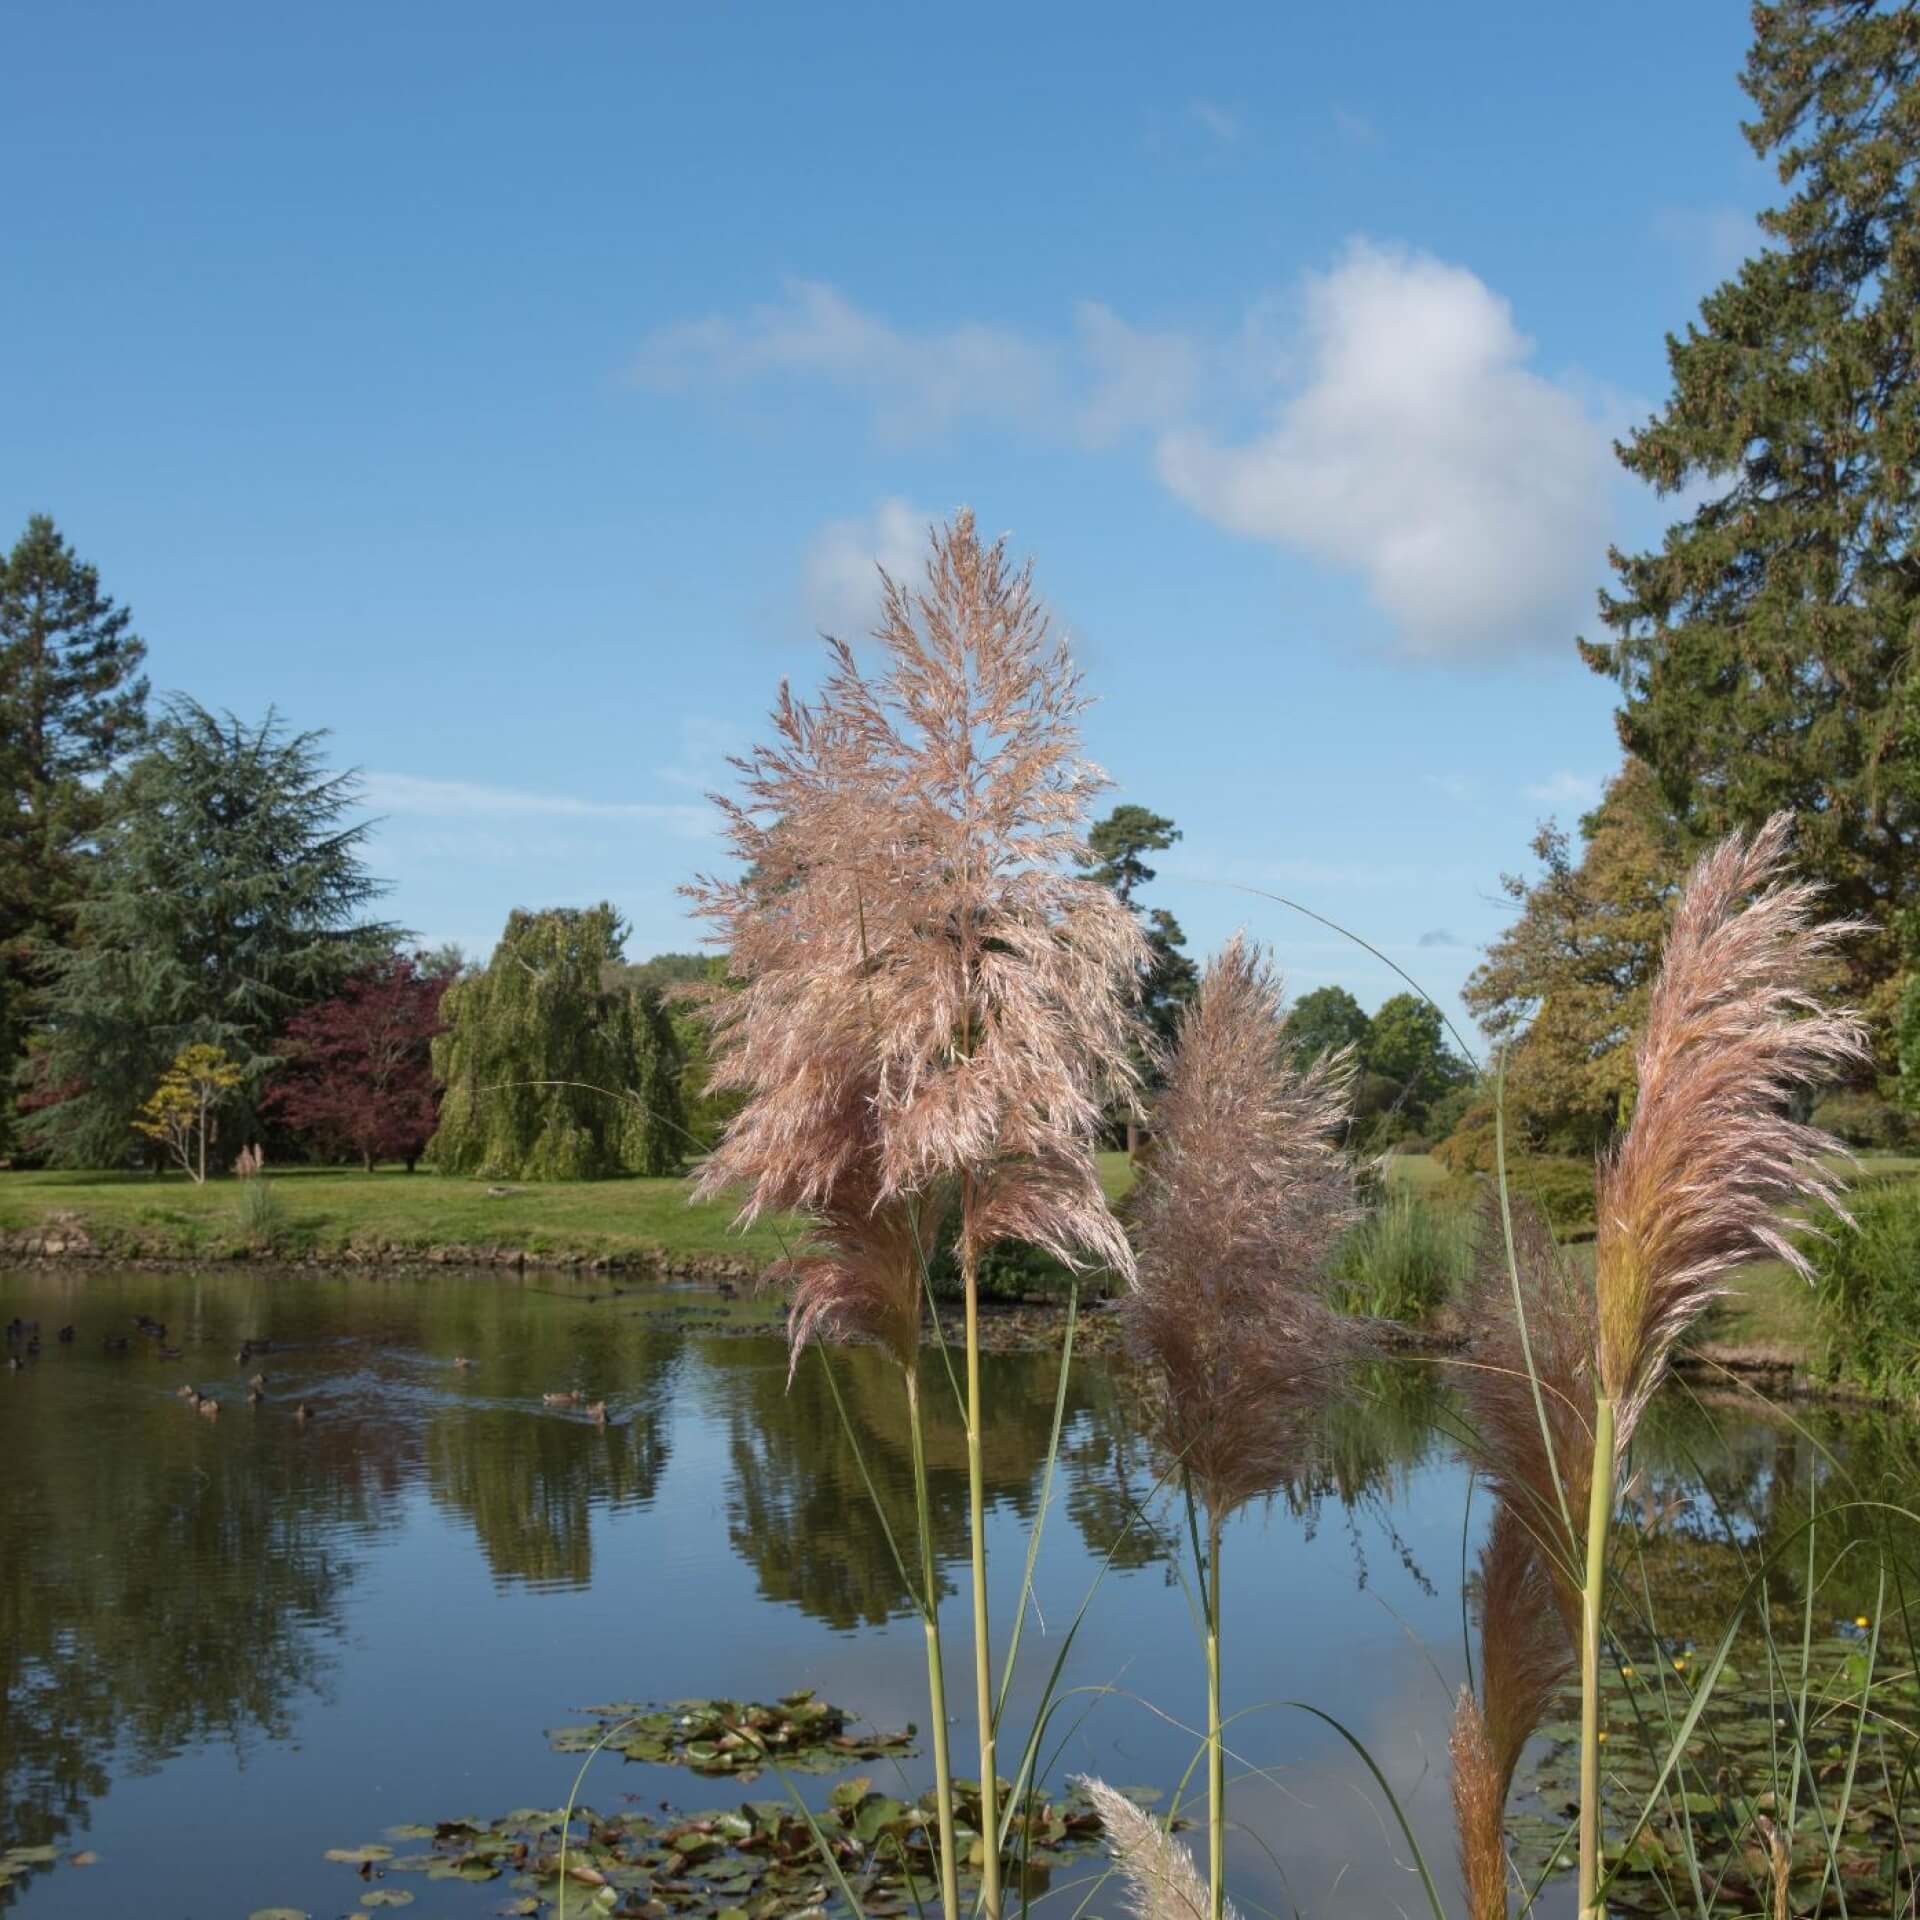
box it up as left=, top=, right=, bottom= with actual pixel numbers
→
left=426, top=904, right=684, bottom=1179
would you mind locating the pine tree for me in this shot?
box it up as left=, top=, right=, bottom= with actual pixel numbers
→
left=23, top=699, right=392, bottom=1165
left=427, top=904, right=685, bottom=1179
left=1087, top=804, right=1198, bottom=1054
left=1581, top=2, right=1920, bottom=1007
left=0, top=515, right=150, bottom=1147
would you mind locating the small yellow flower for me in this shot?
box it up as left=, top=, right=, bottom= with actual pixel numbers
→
left=1621, top=1665, right=1635, bottom=1679
left=1856, top=1616, right=1870, bottom=1629
left=1597, top=1730, right=1609, bottom=1744
left=1673, top=1658, right=1687, bottom=1672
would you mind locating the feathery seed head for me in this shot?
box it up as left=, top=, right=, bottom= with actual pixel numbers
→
left=1078, top=1778, right=1230, bottom=1920
left=1125, top=936, right=1366, bottom=1520
left=1594, top=814, right=1868, bottom=1434
left=684, top=511, right=1147, bottom=1368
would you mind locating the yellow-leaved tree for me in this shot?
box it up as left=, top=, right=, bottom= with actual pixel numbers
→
left=133, top=1044, right=243, bottom=1184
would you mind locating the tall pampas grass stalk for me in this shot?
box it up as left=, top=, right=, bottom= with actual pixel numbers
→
left=1123, top=937, right=1363, bottom=1920
left=1570, top=814, right=1867, bottom=1920
left=686, top=510, right=1146, bottom=1920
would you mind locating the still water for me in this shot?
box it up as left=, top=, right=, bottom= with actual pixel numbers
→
left=1, top=1265, right=1910, bottom=1919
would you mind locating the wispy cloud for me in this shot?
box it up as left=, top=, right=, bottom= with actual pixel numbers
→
left=1158, top=240, right=1613, bottom=660
left=802, top=497, right=935, bottom=641
left=1190, top=99, right=1244, bottom=143
left=629, top=280, right=1195, bottom=451
left=1417, top=927, right=1461, bottom=949
left=1524, top=770, right=1602, bottom=811
left=629, top=278, right=1063, bottom=446
left=364, top=772, right=709, bottom=835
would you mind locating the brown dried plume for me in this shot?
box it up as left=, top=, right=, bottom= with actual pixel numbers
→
left=1450, top=1501, right=1577, bottom=1920
left=1124, top=936, right=1364, bottom=1521
left=684, top=511, right=1147, bottom=1366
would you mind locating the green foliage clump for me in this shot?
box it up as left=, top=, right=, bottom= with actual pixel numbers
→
left=428, top=904, right=685, bottom=1180
left=1809, top=1186, right=1920, bottom=1403
left=1330, top=1190, right=1473, bottom=1322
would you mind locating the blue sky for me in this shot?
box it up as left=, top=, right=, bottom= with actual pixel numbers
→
left=3, top=2, right=1770, bottom=1040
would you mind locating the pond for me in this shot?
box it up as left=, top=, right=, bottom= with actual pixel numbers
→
left=2, top=1264, right=1916, bottom=1919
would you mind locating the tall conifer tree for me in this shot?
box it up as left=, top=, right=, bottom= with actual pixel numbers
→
left=0, top=515, right=150, bottom=1146
left=1581, top=2, right=1920, bottom=1009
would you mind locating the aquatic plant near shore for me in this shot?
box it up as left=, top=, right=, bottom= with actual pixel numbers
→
left=1123, top=936, right=1362, bottom=1920
left=685, top=510, right=1148, bottom=1920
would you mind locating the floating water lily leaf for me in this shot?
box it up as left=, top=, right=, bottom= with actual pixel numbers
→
left=325, top=1845, right=394, bottom=1864
left=360, top=1895, right=414, bottom=1909
left=247, top=1909, right=308, bottom=1919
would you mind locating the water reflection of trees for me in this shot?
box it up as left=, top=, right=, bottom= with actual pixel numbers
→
left=0, top=1397, right=362, bottom=1897
left=706, top=1346, right=1460, bottom=1633
left=419, top=1310, right=684, bottom=1588
left=706, top=1343, right=1175, bottom=1631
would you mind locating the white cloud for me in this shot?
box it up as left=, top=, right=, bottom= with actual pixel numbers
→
left=363, top=772, right=709, bottom=835
left=1190, top=99, right=1244, bottom=143
left=802, top=497, right=935, bottom=641
left=629, top=246, right=1617, bottom=660
left=1156, top=240, right=1614, bottom=659
left=1524, top=770, right=1602, bottom=811
left=629, top=278, right=1062, bottom=446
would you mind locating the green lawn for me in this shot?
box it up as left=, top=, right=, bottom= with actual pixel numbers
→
left=0, top=1151, right=1143, bottom=1268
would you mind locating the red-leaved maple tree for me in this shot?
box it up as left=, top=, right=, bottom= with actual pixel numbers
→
left=266, top=955, right=449, bottom=1170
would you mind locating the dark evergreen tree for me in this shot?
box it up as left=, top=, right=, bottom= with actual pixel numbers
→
left=0, top=515, right=150, bottom=1148
left=1581, top=1, right=1920, bottom=1011
left=427, top=904, right=685, bottom=1179
left=23, top=700, right=392, bottom=1165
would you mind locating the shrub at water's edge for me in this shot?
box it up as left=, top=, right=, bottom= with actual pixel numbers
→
left=1330, top=1189, right=1474, bottom=1321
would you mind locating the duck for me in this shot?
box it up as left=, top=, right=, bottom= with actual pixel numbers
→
left=157, top=1344, right=182, bottom=1361
left=101, top=1334, right=130, bottom=1354
left=196, top=1396, right=220, bottom=1418
left=586, top=1400, right=609, bottom=1425
left=56, top=1324, right=75, bottom=1344
left=5, top=1354, right=22, bottom=1373
left=247, top=1372, right=267, bottom=1390
left=175, top=1383, right=200, bottom=1400
left=541, top=1389, right=583, bottom=1407
left=452, top=1355, right=475, bottom=1370
left=247, top=1386, right=264, bottom=1408
left=293, top=1402, right=313, bottom=1423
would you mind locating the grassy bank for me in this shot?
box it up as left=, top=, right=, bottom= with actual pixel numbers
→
left=0, top=1153, right=1141, bottom=1270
